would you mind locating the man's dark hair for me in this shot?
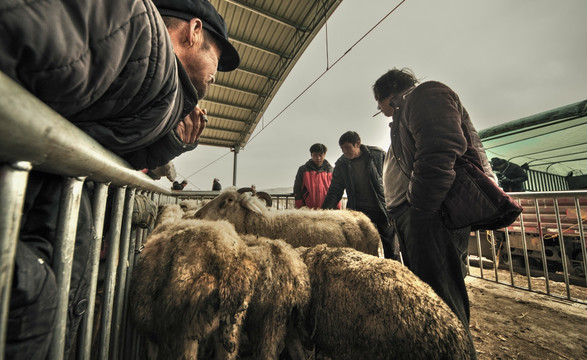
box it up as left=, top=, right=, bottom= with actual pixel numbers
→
left=309, top=143, right=327, bottom=154
left=339, top=131, right=360, bottom=146
left=373, top=68, right=419, bottom=101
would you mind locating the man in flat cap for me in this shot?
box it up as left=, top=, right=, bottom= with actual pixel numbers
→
left=0, top=0, right=239, bottom=359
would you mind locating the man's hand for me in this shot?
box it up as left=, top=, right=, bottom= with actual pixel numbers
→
left=176, top=106, right=207, bottom=144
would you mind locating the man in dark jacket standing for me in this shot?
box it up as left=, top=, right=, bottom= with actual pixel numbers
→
left=373, top=68, right=492, bottom=359
left=0, top=1, right=240, bottom=359
left=491, top=157, right=528, bottom=192
left=293, top=143, right=338, bottom=209
left=212, top=178, right=222, bottom=190
left=322, top=132, right=399, bottom=260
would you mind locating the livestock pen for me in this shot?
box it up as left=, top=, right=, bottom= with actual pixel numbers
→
left=1, top=73, right=586, bottom=359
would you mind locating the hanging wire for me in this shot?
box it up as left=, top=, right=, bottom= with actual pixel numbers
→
left=186, top=0, right=407, bottom=179
left=246, top=0, right=406, bottom=144
left=183, top=150, right=233, bottom=180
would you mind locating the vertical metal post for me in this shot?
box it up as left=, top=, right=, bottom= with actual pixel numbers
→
left=489, top=231, right=499, bottom=281
left=98, top=186, right=127, bottom=360
left=475, top=231, right=484, bottom=279
left=518, top=201, right=532, bottom=291
left=232, top=147, right=239, bottom=186
left=574, top=197, right=587, bottom=283
left=534, top=198, right=551, bottom=294
left=0, top=162, right=31, bottom=360
left=553, top=198, right=571, bottom=299
left=77, top=182, right=110, bottom=360
left=111, top=188, right=136, bottom=359
left=48, top=176, right=87, bottom=360
left=503, top=227, right=515, bottom=286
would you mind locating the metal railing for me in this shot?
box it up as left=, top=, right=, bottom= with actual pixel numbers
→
left=467, top=190, right=587, bottom=304
left=0, top=72, right=170, bottom=360
left=524, top=168, right=570, bottom=192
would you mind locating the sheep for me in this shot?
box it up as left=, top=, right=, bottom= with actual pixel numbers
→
left=129, top=220, right=256, bottom=360
left=193, top=187, right=381, bottom=256
left=128, top=219, right=311, bottom=360
left=179, top=199, right=203, bottom=211
left=293, top=245, right=474, bottom=360
left=152, top=203, right=184, bottom=231
left=238, top=235, right=311, bottom=360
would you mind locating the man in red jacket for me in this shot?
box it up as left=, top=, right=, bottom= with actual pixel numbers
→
left=293, top=143, right=339, bottom=209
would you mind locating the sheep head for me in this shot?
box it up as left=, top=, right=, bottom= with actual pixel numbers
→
left=194, top=187, right=268, bottom=221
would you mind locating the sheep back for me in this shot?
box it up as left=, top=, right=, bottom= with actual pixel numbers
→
left=240, top=235, right=312, bottom=359
left=129, top=219, right=258, bottom=359
left=296, top=245, right=473, bottom=360
left=152, top=203, right=184, bottom=232
left=194, top=188, right=380, bottom=256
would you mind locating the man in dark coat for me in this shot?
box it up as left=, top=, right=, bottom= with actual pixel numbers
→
left=491, top=157, right=528, bottom=192
left=212, top=178, right=222, bottom=190
left=322, top=131, right=399, bottom=260
left=0, top=0, right=240, bottom=358
left=373, top=68, right=494, bottom=359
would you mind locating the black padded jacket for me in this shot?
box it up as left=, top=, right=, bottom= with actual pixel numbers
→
left=0, top=0, right=198, bottom=169
left=322, top=144, right=387, bottom=217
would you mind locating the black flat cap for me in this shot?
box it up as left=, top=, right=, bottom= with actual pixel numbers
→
left=154, top=0, right=240, bottom=71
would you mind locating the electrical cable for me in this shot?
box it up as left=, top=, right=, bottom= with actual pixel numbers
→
left=185, top=0, right=407, bottom=180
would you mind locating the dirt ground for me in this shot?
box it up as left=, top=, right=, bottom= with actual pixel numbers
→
left=467, top=268, right=587, bottom=360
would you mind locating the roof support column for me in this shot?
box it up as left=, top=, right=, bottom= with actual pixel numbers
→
left=232, top=147, right=239, bottom=186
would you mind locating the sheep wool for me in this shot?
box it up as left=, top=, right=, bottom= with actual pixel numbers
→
left=194, top=187, right=381, bottom=256
left=152, top=203, right=184, bottom=232
left=129, top=220, right=257, bottom=360
left=129, top=219, right=312, bottom=360
left=295, top=245, right=474, bottom=360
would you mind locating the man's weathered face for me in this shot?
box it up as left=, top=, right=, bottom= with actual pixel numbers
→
left=377, top=93, right=402, bottom=118
left=341, top=142, right=361, bottom=160
left=185, top=36, right=221, bottom=99
left=311, top=152, right=325, bottom=167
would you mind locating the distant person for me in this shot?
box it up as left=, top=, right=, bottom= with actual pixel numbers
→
left=212, top=178, right=222, bottom=191
left=322, top=132, right=399, bottom=260
left=251, top=184, right=257, bottom=195
left=373, top=68, right=492, bottom=359
left=293, top=143, right=338, bottom=209
left=491, top=157, right=528, bottom=192
left=172, top=180, right=188, bottom=191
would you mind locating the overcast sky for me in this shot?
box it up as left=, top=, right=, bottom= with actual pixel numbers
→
left=171, top=0, right=587, bottom=191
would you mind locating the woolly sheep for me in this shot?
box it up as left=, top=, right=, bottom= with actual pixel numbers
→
left=238, top=235, right=311, bottom=360
left=129, top=220, right=256, bottom=360
left=152, top=203, right=184, bottom=231
left=129, top=219, right=311, bottom=360
left=293, top=245, right=474, bottom=360
left=193, top=188, right=380, bottom=256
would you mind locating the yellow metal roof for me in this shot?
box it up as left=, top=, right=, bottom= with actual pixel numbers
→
left=197, top=0, right=342, bottom=150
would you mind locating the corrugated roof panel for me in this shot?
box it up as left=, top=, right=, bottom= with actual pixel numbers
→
left=194, top=0, right=342, bottom=150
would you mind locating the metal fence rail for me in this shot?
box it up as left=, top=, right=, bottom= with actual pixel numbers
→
left=467, top=191, right=587, bottom=304
left=0, top=73, right=169, bottom=360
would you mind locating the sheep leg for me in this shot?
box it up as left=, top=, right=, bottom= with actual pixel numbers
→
left=248, top=313, right=288, bottom=360
left=182, top=339, right=199, bottom=360
left=215, top=309, right=247, bottom=360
